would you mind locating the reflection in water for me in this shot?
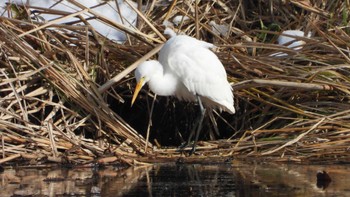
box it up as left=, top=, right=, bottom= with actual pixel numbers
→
left=316, top=171, right=332, bottom=190
left=0, top=162, right=349, bottom=197
left=112, top=165, right=240, bottom=197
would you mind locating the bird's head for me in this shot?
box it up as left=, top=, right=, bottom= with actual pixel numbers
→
left=131, top=60, right=160, bottom=106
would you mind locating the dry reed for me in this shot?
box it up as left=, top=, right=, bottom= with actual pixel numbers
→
left=0, top=0, right=350, bottom=165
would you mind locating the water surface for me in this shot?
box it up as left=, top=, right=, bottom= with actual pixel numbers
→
left=0, top=161, right=349, bottom=196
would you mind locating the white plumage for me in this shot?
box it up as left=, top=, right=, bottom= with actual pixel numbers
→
left=278, top=30, right=310, bottom=50
left=0, top=0, right=138, bottom=43
left=271, top=30, right=311, bottom=57
left=132, top=34, right=235, bottom=114
left=132, top=34, right=235, bottom=153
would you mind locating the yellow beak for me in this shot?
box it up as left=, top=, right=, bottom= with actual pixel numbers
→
left=131, top=77, right=145, bottom=106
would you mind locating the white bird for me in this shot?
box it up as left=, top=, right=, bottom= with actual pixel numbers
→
left=131, top=34, right=235, bottom=153
left=278, top=30, right=311, bottom=49
left=271, top=30, right=311, bottom=57
left=0, top=0, right=138, bottom=43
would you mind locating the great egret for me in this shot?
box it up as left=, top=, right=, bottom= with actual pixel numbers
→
left=131, top=34, right=235, bottom=153
left=271, top=30, right=311, bottom=57
left=0, top=0, right=138, bottom=43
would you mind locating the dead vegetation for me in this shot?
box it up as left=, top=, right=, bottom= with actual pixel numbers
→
left=0, top=0, right=350, bottom=165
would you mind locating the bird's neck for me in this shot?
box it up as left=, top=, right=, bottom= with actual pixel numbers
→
left=148, top=68, right=178, bottom=96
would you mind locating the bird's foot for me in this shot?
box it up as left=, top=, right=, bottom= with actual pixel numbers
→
left=189, top=145, right=196, bottom=156
left=178, top=141, right=189, bottom=150
left=177, top=142, right=197, bottom=156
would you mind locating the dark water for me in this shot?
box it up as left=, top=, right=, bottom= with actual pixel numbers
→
left=1, top=161, right=349, bottom=197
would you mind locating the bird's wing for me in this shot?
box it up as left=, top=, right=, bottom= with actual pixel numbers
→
left=167, top=46, right=234, bottom=111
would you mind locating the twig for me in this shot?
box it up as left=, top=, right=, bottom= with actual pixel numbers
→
left=144, top=94, right=157, bottom=153
left=261, top=117, right=326, bottom=155
left=0, top=154, right=21, bottom=164
left=98, top=43, right=164, bottom=93
left=232, top=79, right=333, bottom=91
left=18, top=9, right=89, bottom=38
left=1, top=134, right=4, bottom=159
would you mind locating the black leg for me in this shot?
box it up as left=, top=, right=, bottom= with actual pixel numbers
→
left=178, top=114, right=199, bottom=150
left=178, top=96, right=206, bottom=155
left=189, top=96, right=206, bottom=155
left=186, top=111, right=201, bottom=145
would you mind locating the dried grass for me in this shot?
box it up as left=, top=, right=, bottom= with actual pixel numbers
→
left=0, top=0, right=350, bottom=165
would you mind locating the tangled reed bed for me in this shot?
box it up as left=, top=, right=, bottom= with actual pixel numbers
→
left=0, top=0, right=350, bottom=166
